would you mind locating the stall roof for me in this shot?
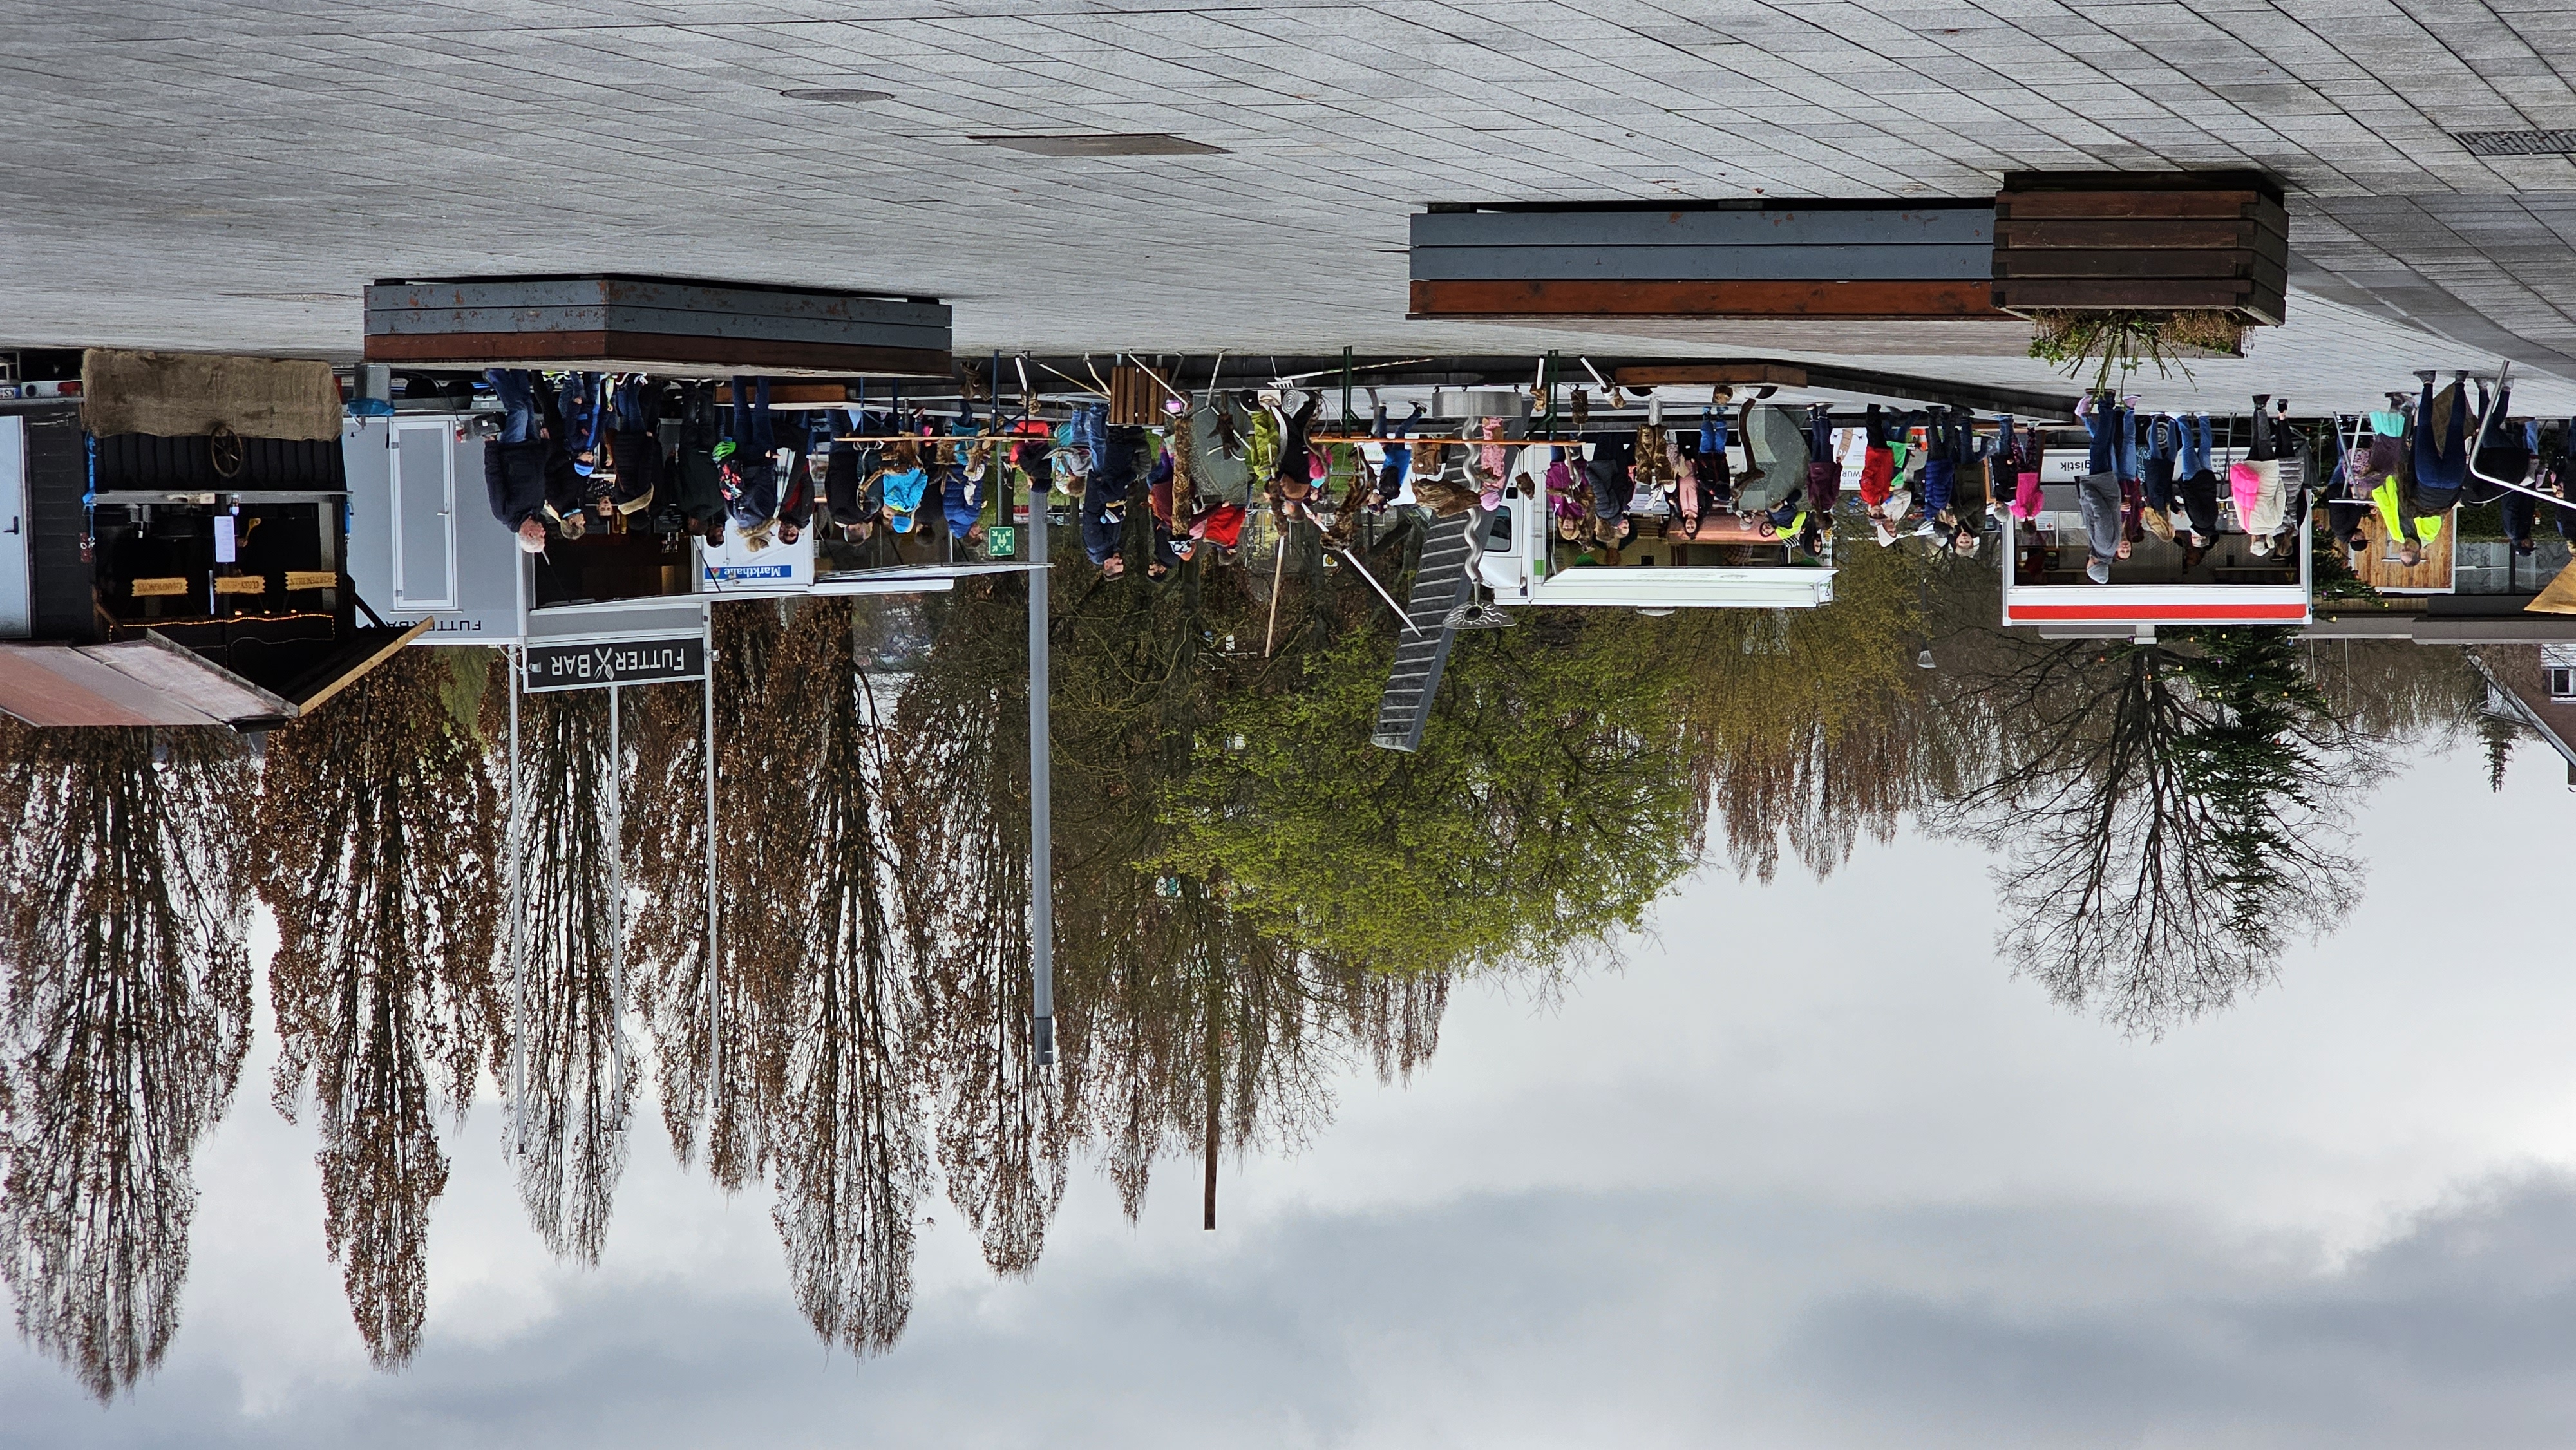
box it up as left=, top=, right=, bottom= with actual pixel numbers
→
left=0, top=622, right=430, bottom=728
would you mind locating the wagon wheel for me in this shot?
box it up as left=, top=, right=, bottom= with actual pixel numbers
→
left=209, top=424, right=245, bottom=480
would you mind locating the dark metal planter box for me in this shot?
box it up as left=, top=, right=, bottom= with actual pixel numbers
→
left=1990, top=172, right=2288, bottom=325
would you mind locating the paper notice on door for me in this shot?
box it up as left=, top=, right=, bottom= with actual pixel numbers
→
left=214, top=514, right=237, bottom=563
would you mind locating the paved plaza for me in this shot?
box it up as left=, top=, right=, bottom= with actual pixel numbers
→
left=6, top=0, right=2576, bottom=408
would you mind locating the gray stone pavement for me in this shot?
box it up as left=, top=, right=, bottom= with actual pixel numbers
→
left=7, top=0, right=2576, bottom=410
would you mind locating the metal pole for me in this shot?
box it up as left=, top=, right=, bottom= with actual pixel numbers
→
left=1028, top=467, right=1057, bottom=1068
left=1263, top=534, right=1285, bottom=657
left=703, top=604, right=719, bottom=1102
left=506, top=644, right=527, bottom=1158
left=608, top=681, right=626, bottom=1097
left=508, top=523, right=531, bottom=1158
left=1204, top=1044, right=1220, bottom=1232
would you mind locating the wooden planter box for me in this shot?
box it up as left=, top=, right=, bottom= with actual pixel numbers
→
left=363, top=275, right=952, bottom=378
left=1409, top=203, right=2014, bottom=321
left=1990, top=172, right=2287, bottom=326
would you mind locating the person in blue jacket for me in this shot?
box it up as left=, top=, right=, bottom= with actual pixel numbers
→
left=1083, top=422, right=1142, bottom=576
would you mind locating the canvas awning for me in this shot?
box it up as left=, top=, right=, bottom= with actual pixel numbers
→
left=0, top=621, right=430, bottom=728
left=80, top=348, right=344, bottom=442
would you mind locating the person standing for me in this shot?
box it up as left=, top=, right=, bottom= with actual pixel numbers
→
left=2076, top=393, right=2130, bottom=581
left=1083, top=421, right=1142, bottom=575
left=715, top=375, right=781, bottom=545
left=482, top=367, right=551, bottom=553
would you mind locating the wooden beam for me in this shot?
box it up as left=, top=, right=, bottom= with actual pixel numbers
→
left=1993, top=248, right=2286, bottom=283
left=1994, top=279, right=2282, bottom=321
left=712, top=382, right=866, bottom=407
left=2000, top=169, right=2284, bottom=199
left=365, top=330, right=952, bottom=377
left=1795, top=363, right=2078, bottom=422
left=1611, top=363, right=1810, bottom=388
left=1995, top=190, right=2269, bottom=220
left=1408, top=278, right=2014, bottom=320
left=1993, top=217, right=2284, bottom=252
left=290, top=619, right=433, bottom=719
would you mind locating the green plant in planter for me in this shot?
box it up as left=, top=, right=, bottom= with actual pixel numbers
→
left=2027, top=310, right=2246, bottom=393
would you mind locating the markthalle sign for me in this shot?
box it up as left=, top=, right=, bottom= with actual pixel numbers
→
left=523, top=635, right=706, bottom=692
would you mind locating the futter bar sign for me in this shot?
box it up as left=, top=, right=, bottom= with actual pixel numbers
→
left=524, top=637, right=706, bottom=692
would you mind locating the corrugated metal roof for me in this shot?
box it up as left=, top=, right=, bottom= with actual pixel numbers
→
left=0, top=644, right=225, bottom=726
left=0, top=636, right=289, bottom=727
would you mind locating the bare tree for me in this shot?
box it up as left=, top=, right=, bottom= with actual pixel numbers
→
left=1931, top=630, right=2364, bottom=1036
left=1320, top=954, right=1448, bottom=1087
left=0, top=724, right=252, bottom=1400
left=254, top=649, right=502, bottom=1367
left=766, top=599, right=927, bottom=1355
left=882, top=585, right=1070, bottom=1278
left=501, top=689, right=632, bottom=1263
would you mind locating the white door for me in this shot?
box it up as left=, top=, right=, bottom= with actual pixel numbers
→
left=388, top=417, right=459, bottom=611
left=0, top=417, right=28, bottom=637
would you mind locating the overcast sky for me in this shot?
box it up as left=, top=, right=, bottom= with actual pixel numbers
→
left=8, top=739, right=2575, bottom=1448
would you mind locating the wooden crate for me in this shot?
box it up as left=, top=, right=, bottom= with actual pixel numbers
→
left=1990, top=172, right=2288, bottom=326
left=1108, top=364, right=1173, bottom=426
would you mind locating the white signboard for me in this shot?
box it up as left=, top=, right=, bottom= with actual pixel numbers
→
left=696, top=525, right=815, bottom=590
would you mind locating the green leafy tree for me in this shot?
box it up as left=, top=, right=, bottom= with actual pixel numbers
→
left=1152, top=614, right=1698, bottom=977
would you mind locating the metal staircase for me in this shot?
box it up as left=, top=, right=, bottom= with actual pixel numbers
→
left=1368, top=513, right=1472, bottom=751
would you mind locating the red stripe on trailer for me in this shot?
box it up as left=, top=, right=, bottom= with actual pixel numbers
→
left=2007, top=602, right=2310, bottom=622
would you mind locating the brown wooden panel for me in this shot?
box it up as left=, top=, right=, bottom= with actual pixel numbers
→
left=2000, top=169, right=2283, bottom=198
left=1994, top=278, right=2268, bottom=310
left=366, top=329, right=951, bottom=377
left=1612, top=363, right=1811, bottom=388
left=1996, top=189, right=2262, bottom=221
left=1108, top=364, right=1172, bottom=426
left=1409, top=278, right=2014, bottom=320
left=1996, top=194, right=2289, bottom=239
left=1993, top=217, right=2277, bottom=251
left=1996, top=251, right=2281, bottom=295
left=712, top=382, right=863, bottom=406
left=1993, top=247, right=2277, bottom=279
